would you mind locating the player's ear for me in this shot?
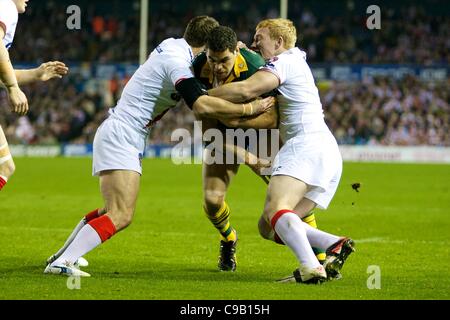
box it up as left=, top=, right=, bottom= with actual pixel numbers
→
left=275, top=36, right=283, bottom=50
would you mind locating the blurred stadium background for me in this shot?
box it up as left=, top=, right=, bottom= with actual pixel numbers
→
left=1, top=0, right=448, bottom=161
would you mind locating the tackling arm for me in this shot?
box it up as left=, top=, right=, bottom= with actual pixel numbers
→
left=208, top=70, right=279, bottom=103
left=219, top=104, right=278, bottom=129
left=175, top=77, right=275, bottom=119
left=193, top=95, right=274, bottom=119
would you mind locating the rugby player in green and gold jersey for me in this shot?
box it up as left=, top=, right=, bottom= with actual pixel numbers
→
left=193, top=26, right=326, bottom=272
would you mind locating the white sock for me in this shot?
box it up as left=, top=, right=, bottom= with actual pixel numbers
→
left=302, top=222, right=340, bottom=251
left=51, top=218, right=87, bottom=260
left=274, top=212, right=320, bottom=269
left=51, top=224, right=101, bottom=266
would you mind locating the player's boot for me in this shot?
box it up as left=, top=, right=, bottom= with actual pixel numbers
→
left=218, top=239, right=237, bottom=271
left=318, top=254, right=342, bottom=281
left=47, top=255, right=89, bottom=268
left=323, top=237, right=355, bottom=279
left=277, top=265, right=327, bottom=284
left=44, top=262, right=91, bottom=277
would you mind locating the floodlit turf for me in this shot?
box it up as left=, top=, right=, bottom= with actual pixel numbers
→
left=0, top=158, right=449, bottom=300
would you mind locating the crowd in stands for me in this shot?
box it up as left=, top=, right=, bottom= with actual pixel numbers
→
left=1, top=74, right=447, bottom=146
left=323, top=76, right=449, bottom=146
left=1, top=0, right=448, bottom=146
left=9, top=1, right=449, bottom=65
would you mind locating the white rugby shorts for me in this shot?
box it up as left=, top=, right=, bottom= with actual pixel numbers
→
left=271, top=130, right=342, bottom=209
left=92, top=117, right=146, bottom=176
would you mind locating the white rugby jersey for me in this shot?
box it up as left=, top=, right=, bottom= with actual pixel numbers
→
left=0, top=0, right=18, bottom=50
left=261, top=47, right=328, bottom=142
left=110, top=38, right=195, bottom=135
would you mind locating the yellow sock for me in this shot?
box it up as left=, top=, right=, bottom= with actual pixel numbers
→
left=302, top=212, right=326, bottom=262
left=205, top=202, right=237, bottom=242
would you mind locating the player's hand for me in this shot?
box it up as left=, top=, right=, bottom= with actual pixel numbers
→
left=7, top=85, right=29, bottom=116
left=245, top=154, right=272, bottom=183
left=237, top=41, right=248, bottom=49
left=249, top=96, right=275, bottom=115
left=36, top=61, right=69, bottom=81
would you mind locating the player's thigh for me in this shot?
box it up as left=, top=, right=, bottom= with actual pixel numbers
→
left=99, top=169, right=141, bottom=215
left=263, top=174, right=308, bottom=221
left=0, top=126, right=14, bottom=174
left=0, top=126, right=11, bottom=156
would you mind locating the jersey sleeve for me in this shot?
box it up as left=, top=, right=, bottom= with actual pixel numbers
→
left=240, top=49, right=265, bottom=74
left=0, top=8, right=8, bottom=34
left=166, top=57, right=195, bottom=86
left=259, top=56, right=288, bottom=85
left=0, top=1, right=15, bottom=35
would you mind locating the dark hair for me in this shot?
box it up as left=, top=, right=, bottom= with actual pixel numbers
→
left=206, top=26, right=237, bottom=52
left=184, top=16, right=220, bottom=47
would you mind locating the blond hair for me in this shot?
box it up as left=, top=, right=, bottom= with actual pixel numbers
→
left=256, top=18, right=297, bottom=49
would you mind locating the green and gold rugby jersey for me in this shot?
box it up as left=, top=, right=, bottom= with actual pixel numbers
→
left=193, top=48, right=266, bottom=88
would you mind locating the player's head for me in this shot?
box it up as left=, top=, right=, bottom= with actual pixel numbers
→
left=13, top=0, right=29, bottom=13
left=206, top=26, right=238, bottom=82
left=253, top=18, right=297, bottom=59
left=184, top=16, right=219, bottom=49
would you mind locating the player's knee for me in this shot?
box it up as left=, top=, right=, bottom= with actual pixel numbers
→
left=262, top=204, right=278, bottom=223
left=121, top=213, right=134, bottom=229
left=258, top=216, right=274, bottom=240
left=203, top=190, right=225, bottom=214
left=108, top=208, right=134, bottom=231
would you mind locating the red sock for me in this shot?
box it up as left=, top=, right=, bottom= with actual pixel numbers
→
left=85, top=208, right=101, bottom=222
left=0, top=177, right=7, bottom=191
left=88, top=215, right=117, bottom=242
left=271, top=209, right=294, bottom=228
left=271, top=209, right=294, bottom=245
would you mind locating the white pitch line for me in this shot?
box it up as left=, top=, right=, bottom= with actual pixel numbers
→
left=0, top=226, right=71, bottom=233
left=355, top=237, right=405, bottom=244
left=354, top=237, right=448, bottom=245
left=355, top=237, right=389, bottom=243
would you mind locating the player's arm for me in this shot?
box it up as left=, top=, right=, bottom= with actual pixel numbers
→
left=208, top=70, right=279, bottom=103
left=219, top=104, right=278, bottom=129
left=175, top=77, right=275, bottom=119
left=0, top=27, right=28, bottom=115
left=223, top=143, right=271, bottom=184
left=14, top=61, right=68, bottom=85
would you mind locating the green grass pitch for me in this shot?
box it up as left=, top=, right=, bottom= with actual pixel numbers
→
left=0, top=158, right=449, bottom=300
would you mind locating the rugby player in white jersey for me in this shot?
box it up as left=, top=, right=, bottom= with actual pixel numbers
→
left=44, top=16, right=274, bottom=277
left=209, top=18, right=355, bottom=283
left=0, top=0, right=68, bottom=191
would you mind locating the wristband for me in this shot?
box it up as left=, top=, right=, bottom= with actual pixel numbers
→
left=242, top=103, right=253, bottom=116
